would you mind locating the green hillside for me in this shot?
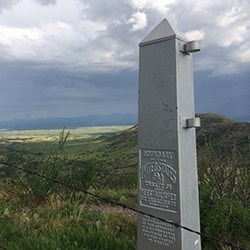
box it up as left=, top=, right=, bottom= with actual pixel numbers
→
left=73, top=113, right=249, bottom=191
left=83, top=113, right=249, bottom=169
left=0, top=113, right=249, bottom=250
left=196, top=113, right=249, bottom=156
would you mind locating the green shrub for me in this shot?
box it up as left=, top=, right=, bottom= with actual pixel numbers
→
left=1, top=129, right=97, bottom=204
left=198, top=142, right=250, bottom=249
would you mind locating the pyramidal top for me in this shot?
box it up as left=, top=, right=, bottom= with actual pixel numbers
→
left=140, top=18, right=184, bottom=46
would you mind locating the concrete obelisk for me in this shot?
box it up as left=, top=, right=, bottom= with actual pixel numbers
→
left=138, top=18, right=201, bottom=250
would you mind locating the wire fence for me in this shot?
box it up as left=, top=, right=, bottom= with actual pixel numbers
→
left=0, top=161, right=248, bottom=250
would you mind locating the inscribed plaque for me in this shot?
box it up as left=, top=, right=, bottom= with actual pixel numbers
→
left=139, top=149, right=178, bottom=213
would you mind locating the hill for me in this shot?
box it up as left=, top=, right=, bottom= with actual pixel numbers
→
left=3, top=113, right=248, bottom=168
left=1, top=113, right=248, bottom=189
left=196, top=113, right=249, bottom=156
left=0, top=113, right=249, bottom=249
left=88, top=113, right=249, bottom=168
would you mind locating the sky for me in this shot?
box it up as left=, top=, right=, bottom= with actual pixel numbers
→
left=0, top=0, right=249, bottom=122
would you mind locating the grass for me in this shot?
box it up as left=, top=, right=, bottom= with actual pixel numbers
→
left=0, top=126, right=138, bottom=249
left=0, top=120, right=249, bottom=250
left=0, top=194, right=136, bottom=250
left=0, top=126, right=135, bottom=160
left=0, top=125, right=130, bottom=144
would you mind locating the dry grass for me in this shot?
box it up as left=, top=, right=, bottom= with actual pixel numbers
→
left=0, top=126, right=131, bottom=144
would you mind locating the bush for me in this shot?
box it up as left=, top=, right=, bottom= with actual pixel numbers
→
left=1, top=129, right=97, bottom=204
left=198, top=142, right=250, bottom=249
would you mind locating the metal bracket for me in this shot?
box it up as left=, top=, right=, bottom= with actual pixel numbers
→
left=180, top=40, right=201, bottom=55
left=182, top=117, right=201, bottom=128
left=180, top=43, right=190, bottom=55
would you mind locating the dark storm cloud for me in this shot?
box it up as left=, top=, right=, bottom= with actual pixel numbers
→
left=194, top=71, right=250, bottom=121
left=0, top=59, right=138, bottom=120
left=0, top=0, right=249, bottom=121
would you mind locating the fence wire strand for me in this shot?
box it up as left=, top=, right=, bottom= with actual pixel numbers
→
left=0, top=162, right=249, bottom=250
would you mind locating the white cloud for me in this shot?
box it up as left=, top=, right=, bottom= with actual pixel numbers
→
left=0, top=26, right=41, bottom=45
left=216, top=25, right=247, bottom=48
left=0, top=22, right=76, bottom=60
left=78, top=20, right=107, bottom=40
left=0, top=0, right=139, bottom=73
left=236, top=44, right=250, bottom=63
left=1, top=0, right=250, bottom=76
left=174, top=0, right=250, bottom=76
left=238, top=49, right=250, bottom=63
left=0, top=17, right=135, bottom=73
left=128, top=0, right=176, bottom=13
left=128, top=11, right=148, bottom=31
left=184, top=30, right=205, bottom=41
left=0, top=0, right=81, bottom=31
left=216, top=3, right=250, bottom=28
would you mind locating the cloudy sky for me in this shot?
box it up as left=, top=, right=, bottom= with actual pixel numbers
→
left=0, top=0, right=249, bottom=122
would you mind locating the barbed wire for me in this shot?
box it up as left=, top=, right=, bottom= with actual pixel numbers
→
left=0, top=162, right=248, bottom=250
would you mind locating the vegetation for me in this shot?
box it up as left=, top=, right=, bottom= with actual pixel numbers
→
left=0, top=114, right=249, bottom=249
left=198, top=142, right=249, bottom=249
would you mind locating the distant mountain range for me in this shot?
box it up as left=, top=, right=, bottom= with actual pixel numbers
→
left=0, top=113, right=138, bottom=130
